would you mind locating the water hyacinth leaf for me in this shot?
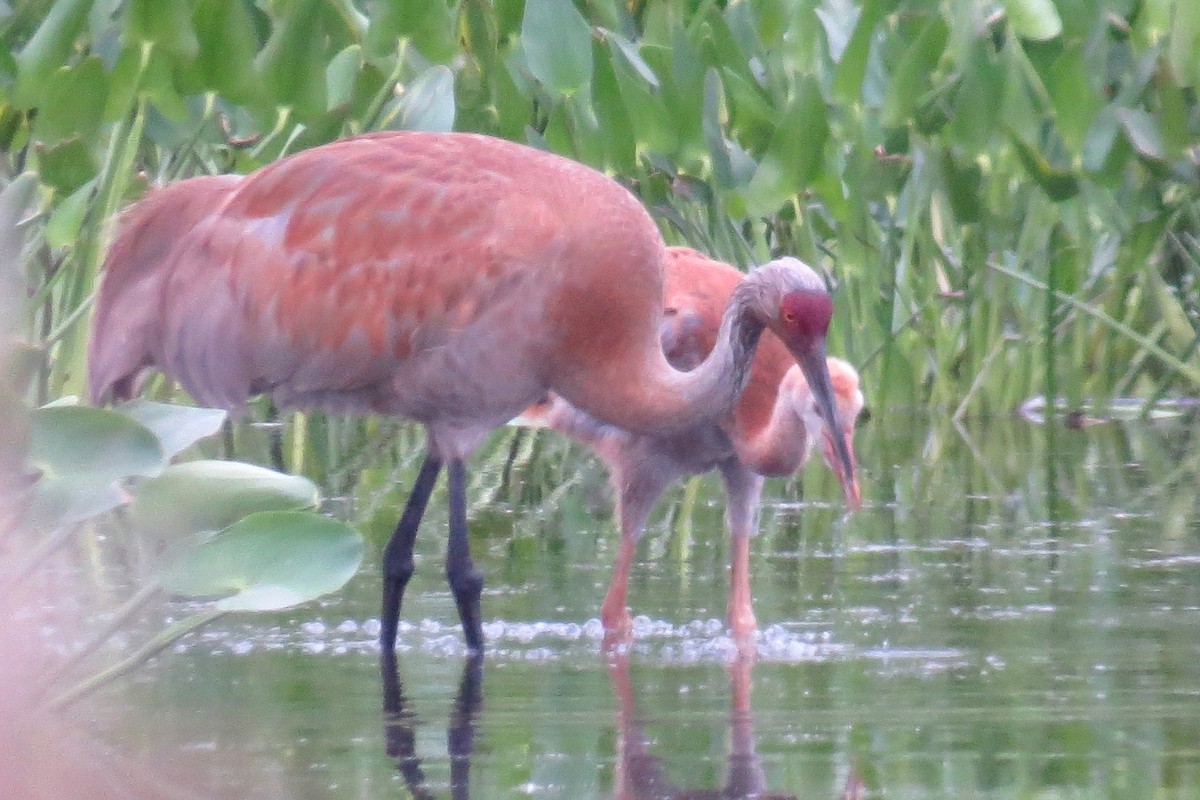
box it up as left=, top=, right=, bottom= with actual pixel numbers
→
left=12, top=0, right=92, bottom=106
left=703, top=67, right=734, bottom=188
left=522, top=0, right=593, bottom=97
left=26, top=479, right=128, bottom=531
left=743, top=77, right=828, bottom=217
left=116, top=400, right=226, bottom=459
left=36, top=137, right=97, bottom=196
left=193, top=0, right=262, bottom=104
left=129, top=460, right=319, bottom=540
left=325, top=45, right=362, bottom=111
left=815, top=0, right=862, bottom=63
left=160, top=510, right=364, bottom=612
left=385, top=64, right=456, bottom=132
left=882, top=16, right=948, bottom=128
left=364, top=0, right=457, bottom=63
left=31, top=57, right=108, bottom=147
left=30, top=405, right=164, bottom=483
left=128, top=0, right=199, bottom=60
left=832, top=0, right=883, bottom=103
left=1002, top=0, right=1063, bottom=41
left=45, top=180, right=94, bottom=250
left=256, top=0, right=328, bottom=120
left=604, top=28, right=659, bottom=88
left=1115, top=107, right=1165, bottom=161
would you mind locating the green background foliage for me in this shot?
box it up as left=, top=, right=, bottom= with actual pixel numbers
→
left=2, top=0, right=1199, bottom=415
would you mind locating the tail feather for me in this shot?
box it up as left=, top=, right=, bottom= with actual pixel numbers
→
left=87, top=175, right=241, bottom=404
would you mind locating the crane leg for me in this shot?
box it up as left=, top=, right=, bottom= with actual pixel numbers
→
left=381, top=454, right=443, bottom=652
left=446, top=459, right=485, bottom=653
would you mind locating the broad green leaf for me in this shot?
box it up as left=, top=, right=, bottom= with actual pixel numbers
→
left=27, top=479, right=128, bottom=531
left=1167, top=0, right=1200, bottom=88
left=593, top=40, right=637, bottom=172
left=383, top=64, right=456, bottom=132
left=256, top=0, right=329, bottom=120
left=29, top=405, right=164, bottom=483
left=129, top=460, right=319, bottom=540
left=128, top=0, right=198, bottom=60
left=160, top=510, right=364, bottom=612
left=703, top=68, right=734, bottom=188
left=31, top=57, right=108, bottom=146
left=882, top=17, right=948, bottom=128
left=522, top=0, right=593, bottom=97
left=364, top=0, right=457, bottom=63
left=116, top=400, right=226, bottom=459
left=193, top=0, right=261, bottom=104
left=832, top=0, right=883, bottom=103
left=13, top=0, right=92, bottom=107
left=45, top=180, right=94, bottom=249
left=1002, top=0, right=1063, bottom=41
left=743, top=77, right=829, bottom=217
left=1047, top=43, right=1101, bottom=155
left=604, top=29, right=658, bottom=88
left=1115, top=107, right=1165, bottom=161
left=326, top=45, right=362, bottom=111
left=815, top=0, right=862, bottom=63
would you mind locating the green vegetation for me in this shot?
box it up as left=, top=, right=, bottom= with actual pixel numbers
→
left=1, top=0, right=1197, bottom=418
left=1, top=0, right=1198, bottom=699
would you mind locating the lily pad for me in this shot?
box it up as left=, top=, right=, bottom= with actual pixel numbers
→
left=128, top=460, right=319, bottom=541
left=160, top=510, right=364, bottom=612
left=30, top=405, right=165, bottom=484
left=117, top=400, right=226, bottom=460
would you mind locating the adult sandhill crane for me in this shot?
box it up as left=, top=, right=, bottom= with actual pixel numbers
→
left=87, top=132, right=854, bottom=654
left=514, top=247, right=863, bottom=645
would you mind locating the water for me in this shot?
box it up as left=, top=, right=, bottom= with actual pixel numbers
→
left=85, top=414, right=1200, bottom=797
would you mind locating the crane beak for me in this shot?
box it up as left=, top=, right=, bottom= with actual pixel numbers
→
left=822, top=428, right=861, bottom=510
left=794, top=341, right=859, bottom=510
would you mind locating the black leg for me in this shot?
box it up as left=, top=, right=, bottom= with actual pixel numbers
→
left=381, top=454, right=442, bottom=652
left=445, top=459, right=485, bottom=652
left=448, top=654, right=484, bottom=800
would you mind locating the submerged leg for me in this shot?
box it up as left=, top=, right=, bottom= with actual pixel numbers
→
left=446, top=459, right=485, bottom=652
left=381, top=454, right=443, bottom=652
left=601, top=458, right=675, bottom=646
left=719, top=459, right=765, bottom=650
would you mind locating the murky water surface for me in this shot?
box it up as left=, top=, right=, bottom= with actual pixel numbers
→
left=96, top=415, right=1200, bottom=798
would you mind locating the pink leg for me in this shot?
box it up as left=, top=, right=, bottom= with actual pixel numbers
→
left=601, top=535, right=636, bottom=645
left=727, top=534, right=758, bottom=647
left=719, top=460, right=764, bottom=655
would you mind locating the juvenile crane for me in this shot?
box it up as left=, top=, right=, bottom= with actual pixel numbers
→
left=516, top=247, right=863, bottom=644
left=87, top=132, right=854, bottom=654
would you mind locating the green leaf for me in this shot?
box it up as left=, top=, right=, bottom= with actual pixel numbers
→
left=1115, top=107, right=1165, bottom=161
left=703, top=67, right=734, bottom=188
left=31, top=57, right=108, bottom=146
left=12, top=0, right=92, bottom=107
left=1002, top=0, right=1063, bottom=41
left=604, top=29, right=658, bottom=88
left=45, top=179, right=93, bottom=250
left=160, top=510, right=364, bottom=612
left=193, top=0, right=261, bottom=104
left=521, top=0, right=593, bottom=97
left=832, top=0, right=883, bottom=104
left=882, top=16, right=948, bottom=128
left=382, top=64, right=456, bottom=132
left=1010, top=133, right=1080, bottom=201
left=116, top=400, right=226, bottom=459
left=743, top=76, right=829, bottom=217
left=29, top=405, right=164, bottom=484
left=128, top=0, right=199, bottom=60
left=364, top=0, right=457, bottom=63
left=326, top=45, right=362, bottom=111
left=256, top=0, right=329, bottom=120
left=129, top=460, right=319, bottom=541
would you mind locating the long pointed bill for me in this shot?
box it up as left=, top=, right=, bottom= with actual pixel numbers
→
left=795, top=342, right=860, bottom=510
left=822, top=428, right=861, bottom=509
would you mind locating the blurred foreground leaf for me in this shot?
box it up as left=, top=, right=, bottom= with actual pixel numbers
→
left=160, top=510, right=364, bottom=612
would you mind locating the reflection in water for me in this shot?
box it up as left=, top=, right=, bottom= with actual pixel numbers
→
left=379, top=650, right=866, bottom=800
left=381, top=652, right=483, bottom=799
left=607, top=653, right=863, bottom=800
